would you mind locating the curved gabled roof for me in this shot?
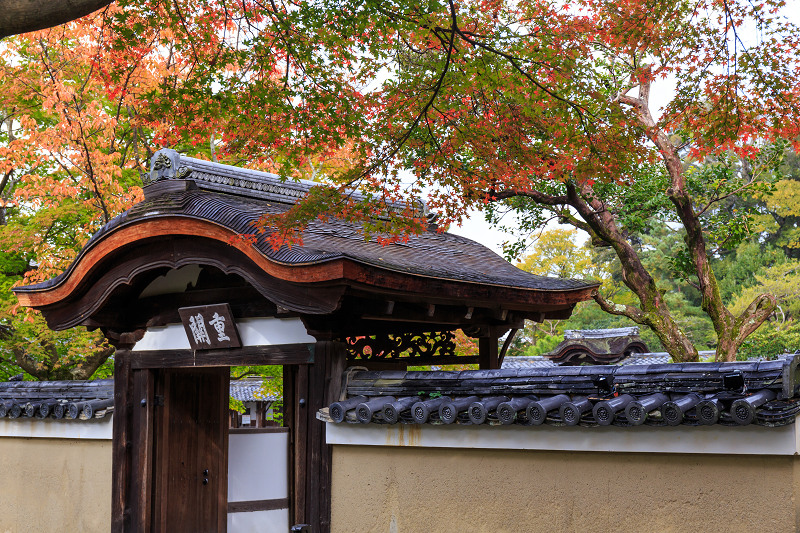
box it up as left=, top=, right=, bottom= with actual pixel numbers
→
left=19, top=189, right=594, bottom=293
left=13, top=151, right=599, bottom=330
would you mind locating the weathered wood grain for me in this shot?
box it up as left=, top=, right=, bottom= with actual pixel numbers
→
left=130, top=343, right=314, bottom=369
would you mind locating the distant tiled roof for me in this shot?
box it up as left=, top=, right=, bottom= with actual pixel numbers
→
left=545, top=327, right=649, bottom=364
left=230, top=378, right=277, bottom=402
left=563, top=327, right=640, bottom=339
left=501, top=353, right=673, bottom=369
left=619, top=354, right=672, bottom=365
left=324, top=355, right=800, bottom=428
left=0, top=377, right=277, bottom=421
left=17, top=154, right=597, bottom=295
left=501, top=356, right=558, bottom=369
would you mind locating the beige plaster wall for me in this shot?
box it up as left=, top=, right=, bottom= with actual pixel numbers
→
left=0, top=437, right=112, bottom=533
left=332, top=445, right=800, bottom=533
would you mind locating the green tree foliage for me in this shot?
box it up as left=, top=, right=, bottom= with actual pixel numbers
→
left=755, top=153, right=800, bottom=258
left=737, top=322, right=800, bottom=361
left=715, top=242, right=787, bottom=302
left=730, top=260, right=800, bottom=324
left=517, top=228, right=600, bottom=280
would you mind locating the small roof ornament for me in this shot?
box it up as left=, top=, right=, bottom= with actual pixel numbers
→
left=143, top=148, right=191, bottom=186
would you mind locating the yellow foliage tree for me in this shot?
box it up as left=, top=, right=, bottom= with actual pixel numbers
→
left=731, top=260, right=800, bottom=324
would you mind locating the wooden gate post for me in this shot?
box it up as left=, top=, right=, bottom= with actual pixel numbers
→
left=479, top=332, right=500, bottom=369
left=111, top=349, right=133, bottom=533
left=285, top=340, right=346, bottom=533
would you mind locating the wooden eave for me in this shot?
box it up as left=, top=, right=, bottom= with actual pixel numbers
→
left=13, top=215, right=598, bottom=332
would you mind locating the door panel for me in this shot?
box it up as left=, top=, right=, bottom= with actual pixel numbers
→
left=152, top=368, right=229, bottom=533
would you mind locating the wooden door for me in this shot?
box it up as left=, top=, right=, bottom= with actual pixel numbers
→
left=151, top=367, right=229, bottom=533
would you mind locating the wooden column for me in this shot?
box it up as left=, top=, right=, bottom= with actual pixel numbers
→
left=285, top=341, right=346, bottom=533
left=111, top=350, right=158, bottom=533
left=130, top=368, right=155, bottom=531
left=284, top=363, right=306, bottom=528
left=479, top=333, right=500, bottom=369
left=112, top=349, right=133, bottom=533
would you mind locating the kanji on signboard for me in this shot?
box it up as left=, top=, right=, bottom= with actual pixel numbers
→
left=188, top=313, right=211, bottom=345
left=179, top=303, right=241, bottom=350
left=208, top=312, right=231, bottom=342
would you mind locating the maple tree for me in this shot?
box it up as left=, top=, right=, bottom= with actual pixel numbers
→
left=0, top=16, right=149, bottom=379
left=0, top=1, right=368, bottom=378
left=181, top=0, right=800, bottom=362
left=3, top=0, right=800, bottom=367
left=235, top=0, right=797, bottom=362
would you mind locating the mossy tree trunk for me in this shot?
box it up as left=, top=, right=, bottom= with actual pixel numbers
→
left=496, top=72, right=777, bottom=362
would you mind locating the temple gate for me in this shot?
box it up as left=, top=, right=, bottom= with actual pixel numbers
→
left=13, top=149, right=596, bottom=532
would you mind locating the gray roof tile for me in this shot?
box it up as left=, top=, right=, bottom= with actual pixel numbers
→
left=331, top=355, right=800, bottom=428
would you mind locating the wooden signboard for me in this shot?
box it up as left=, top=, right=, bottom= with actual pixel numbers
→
left=178, top=303, right=241, bottom=350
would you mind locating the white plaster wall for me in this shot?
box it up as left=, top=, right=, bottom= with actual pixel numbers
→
left=0, top=416, right=112, bottom=439
left=133, top=317, right=315, bottom=351
left=326, top=420, right=800, bottom=455
left=228, top=430, right=289, bottom=533
left=228, top=431, right=289, bottom=501
left=228, top=509, right=290, bottom=533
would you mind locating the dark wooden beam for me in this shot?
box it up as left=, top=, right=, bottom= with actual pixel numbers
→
left=228, top=426, right=289, bottom=434
left=130, top=343, right=314, bottom=369
left=302, top=296, right=528, bottom=340
left=228, top=498, right=289, bottom=513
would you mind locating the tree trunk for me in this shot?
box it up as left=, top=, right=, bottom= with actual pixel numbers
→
left=0, top=0, right=113, bottom=39
left=619, top=70, right=778, bottom=362
left=566, top=181, right=700, bottom=362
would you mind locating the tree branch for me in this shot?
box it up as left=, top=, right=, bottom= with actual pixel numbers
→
left=11, top=346, right=45, bottom=380
left=0, top=0, right=113, bottom=39
left=70, top=345, right=114, bottom=379
left=592, top=292, right=646, bottom=323
left=493, top=188, right=568, bottom=205
left=734, top=293, right=777, bottom=346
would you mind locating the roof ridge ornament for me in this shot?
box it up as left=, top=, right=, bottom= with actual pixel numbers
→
left=142, top=148, right=196, bottom=199
left=143, top=148, right=192, bottom=186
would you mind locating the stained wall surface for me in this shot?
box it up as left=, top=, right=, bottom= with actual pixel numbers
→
left=0, top=437, right=112, bottom=533
left=331, top=445, right=800, bottom=533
